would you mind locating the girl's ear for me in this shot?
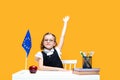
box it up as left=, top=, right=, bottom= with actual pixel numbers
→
left=54, top=42, right=57, bottom=46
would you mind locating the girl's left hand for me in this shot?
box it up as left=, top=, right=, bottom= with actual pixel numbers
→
left=63, top=16, right=70, bottom=23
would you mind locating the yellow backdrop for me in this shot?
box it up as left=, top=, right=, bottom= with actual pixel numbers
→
left=0, top=0, right=120, bottom=80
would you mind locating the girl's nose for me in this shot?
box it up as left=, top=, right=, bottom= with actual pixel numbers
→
left=47, top=40, right=50, bottom=42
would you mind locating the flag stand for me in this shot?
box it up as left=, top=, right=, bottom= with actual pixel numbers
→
left=25, top=57, right=28, bottom=70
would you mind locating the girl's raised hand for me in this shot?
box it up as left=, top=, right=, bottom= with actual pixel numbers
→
left=63, top=16, right=70, bottom=23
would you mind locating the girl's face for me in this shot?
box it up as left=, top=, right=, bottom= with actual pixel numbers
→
left=43, top=34, right=56, bottom=50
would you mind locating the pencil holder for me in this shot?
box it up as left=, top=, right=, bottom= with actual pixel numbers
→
left=82, top=56, right=92, bottom=69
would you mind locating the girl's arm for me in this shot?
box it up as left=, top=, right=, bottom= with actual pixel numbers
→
left=58, top=16, right=70, bottom=51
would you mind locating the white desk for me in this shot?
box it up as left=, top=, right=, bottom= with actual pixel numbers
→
left=12, top=70, right=100, bottom=80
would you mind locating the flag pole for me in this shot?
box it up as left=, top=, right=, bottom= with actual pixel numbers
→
left=25, top=56, right=28, bottom=70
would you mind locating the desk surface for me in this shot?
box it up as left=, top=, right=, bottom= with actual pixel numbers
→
left=12, top=70, right=100, bottom=80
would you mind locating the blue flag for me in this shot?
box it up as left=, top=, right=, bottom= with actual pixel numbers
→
left=22, top=30, right=32, bottom=57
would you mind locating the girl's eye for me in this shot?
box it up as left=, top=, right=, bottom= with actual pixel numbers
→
left=44, top=39, right=54, bottom=42
left=49, top=40, right=53, bottom=42
left=44, top=39, right=48, bottom=41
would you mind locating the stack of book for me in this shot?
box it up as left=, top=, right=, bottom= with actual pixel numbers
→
left=73, top=68, right=100, bottom=75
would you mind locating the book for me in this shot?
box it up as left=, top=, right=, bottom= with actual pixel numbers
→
left=73, top=68, right=100, bottom=75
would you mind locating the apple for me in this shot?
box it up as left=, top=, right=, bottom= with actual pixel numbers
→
left=29, top=65, right=37, bottom=73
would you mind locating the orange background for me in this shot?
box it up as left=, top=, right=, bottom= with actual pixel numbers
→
left=0, top=0, right=120, bottom=80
